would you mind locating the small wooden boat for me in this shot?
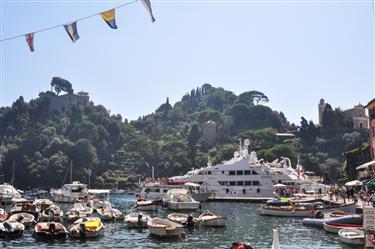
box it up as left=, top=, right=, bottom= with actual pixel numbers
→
left=323, top=222, right=363, bottom=234
left=33, top=222, right=68, bottom=239
left=124, top=212, right=151, bottom=228
left=73, top=217, right=101, bottom=225
left=0, top=208, right=9, bottom=222
left=147, top=217, right=184, bottom=237
left=69, top=218, right=104, bottom=239
left=338, top=228, right=365, bottom=245
left=135, top=199, right=160, bottom=211
left=0, top=221, right=24, bottom=238
left=198, top=210, right=225, bottom=227
left=8, top=212, right=35, bottom=227
left=96, top=201, right=122, bottom=221
left=40, top=205, right=64, bottom=222
left=167, top=213, right=201, bottom=227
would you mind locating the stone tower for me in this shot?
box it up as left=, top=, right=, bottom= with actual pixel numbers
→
left=318, top=98, right=325, bottom=125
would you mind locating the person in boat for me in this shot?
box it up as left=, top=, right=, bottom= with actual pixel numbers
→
left=230, top=242, right=253, bottom=249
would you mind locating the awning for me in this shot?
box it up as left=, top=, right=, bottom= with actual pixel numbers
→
left=184, top=182, right=200, bottom=187
left=356, top=160, right=375, bottom=170
left=273, top=183, right=287, bottom=188
left=345, top=180, right=362, bottom=187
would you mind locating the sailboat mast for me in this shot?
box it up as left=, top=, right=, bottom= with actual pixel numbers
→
left=70, top=160, right=73, bottom=183
left=11, top=160, right=15, bottom=185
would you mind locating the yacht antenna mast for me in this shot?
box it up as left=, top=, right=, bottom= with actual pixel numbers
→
left=0, top=141, right=4, bottom=184
left=10, top=160, right=15, bottom=185
left=70, top=160, right=73, bottom=183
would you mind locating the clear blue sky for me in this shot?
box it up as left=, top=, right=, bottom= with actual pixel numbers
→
left=1, top=0, right=374, bottom=125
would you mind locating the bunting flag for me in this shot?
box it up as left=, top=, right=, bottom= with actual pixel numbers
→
left=64, top=22, right=80, bottom=43
left=140, top=0, right=156, bottom=23
left=101, top=9, right=118, bottom=29
left=25, top=33, right=34, bottom=52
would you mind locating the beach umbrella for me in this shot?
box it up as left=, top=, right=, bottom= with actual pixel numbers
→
left=273, top=184, right=287, bottom=188
left=344, top=180, right=362, bottom=187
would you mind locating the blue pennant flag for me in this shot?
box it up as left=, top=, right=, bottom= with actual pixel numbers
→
left=64, top=21, right=80, bottom=43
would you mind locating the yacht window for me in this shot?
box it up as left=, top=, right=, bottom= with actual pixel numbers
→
left=253, top=181, right=260, bottom=186
left=207, top=171, right=212, bottom=175
left=229, top=181, right=236, bottom=186
left=237, top=181, right=244, bottom=186
left=252, top=170, right=258, bottom=175
left=222, top=171, right=225, bottom=174
left=236, top=171, right=243, bottom=175
left=244, top=170, right=251, bottom=175
left=229, top=171, right=235, bottom=175
left=163, top=189, right=168, bottom=193
left=244, top=181, right=252, bottom=186
left=218, top=181, right=227, bottom=186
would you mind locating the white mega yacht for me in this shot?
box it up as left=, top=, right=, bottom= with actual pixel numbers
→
left=170, top=140, right=327, bottom=200
left=50, top=181, right=89, bottom=203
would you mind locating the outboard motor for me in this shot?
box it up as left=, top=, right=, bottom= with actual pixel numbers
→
left=49, top=223, right=56, bottom=234
left=3, top=221, right=12, bottom=232
left=314, top=210, right=324, bottom=219
left=138, top=213, right=143, bottom=225
left=187, top=214, right=194, bottom=227
left=79, top=223, right=86, bottom=238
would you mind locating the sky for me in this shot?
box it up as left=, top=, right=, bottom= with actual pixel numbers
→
left=1, top=0, right=374, bottom=125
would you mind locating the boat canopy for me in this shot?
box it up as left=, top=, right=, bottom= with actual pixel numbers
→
left=345, top=180, right=362, bottom=187
left=166, top=189, right=189, bottom=195
left=184, top=182, right=200, bottom=187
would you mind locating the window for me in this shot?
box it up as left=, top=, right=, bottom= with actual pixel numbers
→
left=244, top=170, right=251, bottom=175
left=253, top=181, right=260, bottom=186
left=229, top=181, right=236, bottom=186
left=244, top=181, right=251, bottom=186
left=163, top=189, right=168, bottom=193
left=252, top=170, right=258, bottom=175
left=222, top=171, right=225, bottom=174
left=237, top=171, right=243, bottom=175
left=237, top=181, right=244, bottom=186
left=229, top=171, right=235, bottom=175
left=207, top=171, right=212, bottom=175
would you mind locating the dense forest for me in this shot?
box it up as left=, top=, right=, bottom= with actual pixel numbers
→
left=0, top=78, right=369, bottom=189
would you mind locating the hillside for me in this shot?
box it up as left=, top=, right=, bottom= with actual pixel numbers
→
left=0, top=79, right=369, bottom=189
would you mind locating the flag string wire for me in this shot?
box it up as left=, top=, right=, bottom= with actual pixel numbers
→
left=0, top=0, right=138, bottom=42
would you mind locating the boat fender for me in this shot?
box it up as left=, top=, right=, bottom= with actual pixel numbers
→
left=242, top=189, right=246, bottom=195
left=256, top=188, right=260, bottom=194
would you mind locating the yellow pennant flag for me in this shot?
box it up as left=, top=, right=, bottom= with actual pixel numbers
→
left=101, top=9, right=118, bottom=29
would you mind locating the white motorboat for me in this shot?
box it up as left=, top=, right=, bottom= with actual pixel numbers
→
left=167, top=213, right=201, bottom=227
left=0, top=221, right=24, bottom=238
left=8, top=212, right=35, bottom=227
left=96, top=201, right=122, bottom=221
left=198, top=210, right=225, bottom=227
left=147, top=217, right=184, bottom=237
left=338, top=228, right=365, bottom=245
left=69, top=218, right=104, bottom=239
left=124, top=212, right=151, bottom=228
left=163, top=189, right=200, bottom=211
left=169, top=140, right=329, bottom=200
left=135, top=199, right=160, bottom=211
left=0, top=184, right=21, bottom=204
left=50, top=181, right=89, bottom=203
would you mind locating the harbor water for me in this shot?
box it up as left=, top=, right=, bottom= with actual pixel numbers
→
left=1, top=195, right=361, bottom=249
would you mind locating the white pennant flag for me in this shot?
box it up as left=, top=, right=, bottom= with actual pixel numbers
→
left=140, top=0, right=155, bottom=23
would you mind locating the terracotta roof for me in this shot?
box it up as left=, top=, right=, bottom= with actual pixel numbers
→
left=365, top=98, right=375, bottom=108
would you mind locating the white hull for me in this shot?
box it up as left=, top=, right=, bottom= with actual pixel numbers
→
left=147, top=218, right=184, bottom=237
left=323, top=223, right=363, bottom=234
left=124, top=213, right=151, bottom=228
left=338, top=228, right=365, bottom=245
left=200, top=217, right=225, bottom=227
left=167, top=201, right=200, bottom=211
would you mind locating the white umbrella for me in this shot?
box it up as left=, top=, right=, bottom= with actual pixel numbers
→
left=273, top=184, right=287, bottom=188
left=345, top=180, right=362, bottom=187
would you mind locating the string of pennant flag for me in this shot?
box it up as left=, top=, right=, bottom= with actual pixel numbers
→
left=0, top=0, right=155, bottom=52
